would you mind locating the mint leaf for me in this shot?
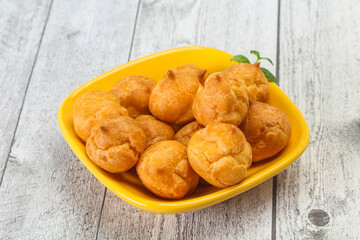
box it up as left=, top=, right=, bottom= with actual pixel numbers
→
left=260, top=67, right=278, bottom=85
left=250, top=50, right=260, bottom=61
left=259, top=57, right=274, bottom=65
left=230, top=55, right=250, bottom=64
left=251, top=50, right=274, bottom=65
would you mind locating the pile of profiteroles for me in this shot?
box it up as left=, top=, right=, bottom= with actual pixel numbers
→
left=73, top=61, right=291, bottom=200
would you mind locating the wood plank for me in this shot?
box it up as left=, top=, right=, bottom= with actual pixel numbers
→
left=0, top=0, right=52, bottom=181
left=0, top=0, right=139, bottom=238
left=276, top=0, right=360, bottom=239
left=98, top=0, right=278, bottom=239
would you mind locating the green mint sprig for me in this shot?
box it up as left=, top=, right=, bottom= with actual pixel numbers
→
left=229, top=50, right=278, bottom=85
left=229, top=55, right=250, bottom=64
left=260, top=67, right=278, bottom=85
left=250, top=50, right=274, bottom=65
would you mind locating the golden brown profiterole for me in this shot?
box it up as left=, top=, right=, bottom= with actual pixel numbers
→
left=223, top=62, right=270, bottom=102
left=174, top=121, right=209, bottom=185
left=149, top=70, right=202, bottom=124
left=110, top=76, right=156, bottom=118
left=192, top=72, right=249, bottom=126
left=240, top=100, right=291, bottom=162
left=73, top=90, right=128, bottom=142
left=136, top=141, right=199, bottom=199
left=171, top=123, right=187, bottom=133
left=187, top=122, right=252, bottom=188
left=172, top=64, right=207, bottom=85
left=86, top=116, right=146, bottom=173
left=135, top=115, right=175, bottom=148
left=174, top=121, right=204, bottom=147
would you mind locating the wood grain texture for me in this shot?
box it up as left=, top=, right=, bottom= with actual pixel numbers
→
left=97, top=0, right=278, bottom=239
left=276, top=0, right=360, bottom=239
left=0, top=0, right=52, bottom=182
left=0, top=0, right=139, bottom=239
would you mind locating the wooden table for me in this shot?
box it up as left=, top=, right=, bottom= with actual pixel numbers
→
left=1, top=0, right=359, bottom=239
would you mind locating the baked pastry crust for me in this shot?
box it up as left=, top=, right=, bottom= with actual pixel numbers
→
left=135, top=115, right=175, bottom=148
left=171, top=123, right=187, bottom=132
left=240, top=100, right=291, bottom=162
left=86, top=116, right=146, bottom=173
left=174, top=121, right=204, bottom=147
left=172, top=64, right=207, bottom=85
left=223, top=62, right=270, bottom=102
left=192, top=72, right=249, bottom=126
left=73, top=90, right=128, bottom=142
left=187, top=122, right=252, bottom=188
left=136, top=141, right=199, bottom=199
left=149, top=70, right=202, bottom=124
left=110, top=76, right=156, bottom=118
left=174, top=121, right=207, bottom=185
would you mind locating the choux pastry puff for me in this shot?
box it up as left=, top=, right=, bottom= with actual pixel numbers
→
left=110, top=76, right=156, bottom=118
left=174, top=121, right=204, bottom=147
left=86, top=116, right=146, bottom=173
left=73, top=90, right=128, bottom=142
left=187, top=122, right=252, bottom=188
left=149, top=70, right=202, bottom=124
left=135, top=115, right=175, bottom=148
left=171, top=64, right=207, bottom=85
left=240, top=100, right=291, bottom=162
left=192, top=72, right=249, bottom=126
left=136, top=141, right=199, bottom=199
left=223, top=62, right=270, bottom=102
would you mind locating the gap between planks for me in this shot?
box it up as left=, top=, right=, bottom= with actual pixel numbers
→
left=0, top=0, right=54, bottom=188
left=94, top=1, right=142, bottom=239
left=271, top=0, right=282, bottom=239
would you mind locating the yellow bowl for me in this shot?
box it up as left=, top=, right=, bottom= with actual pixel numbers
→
left=58, top=46, right=310, bottom=214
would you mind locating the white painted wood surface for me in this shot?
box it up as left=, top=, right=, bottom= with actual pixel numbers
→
left=0, top=0, right=139, bottom=239
left=276, top=0, right=360, bottom=239
left=0, top=0, right=52, bottom=181
left=1, top=0, right=359, bottom=239
left=97, top=1, right=278, bottom=239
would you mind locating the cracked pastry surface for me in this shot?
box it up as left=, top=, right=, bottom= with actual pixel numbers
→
left=110, top=76, right=156, bottom=118
left=171, top=123, right=187, bottom=132
left=135, top=115, right=175, bottom=148
left=173, top=121, right=208, bottom=185
left=73, top=90, right=128, bottom=142
left=187, top=122, right=252, bottom=188
left=172, top=64, right=207, bottom=85
left=86, top=116, right=146, bottom=173
left=149, top=70, right=202, bottom=124
left=240, top=100, right=291, bottom=162
left=192, top=72, right=249, bottom=126
left=174, top=121, right=204, bottom=147
left=136, top=141, right=199, bottom=199
left=223, top=62, right=270, bottom=102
